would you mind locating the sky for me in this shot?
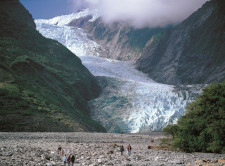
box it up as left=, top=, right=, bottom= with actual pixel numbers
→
left=20, top=0, right=208, bottom=28
left=19, top=0, right=87, bottom=19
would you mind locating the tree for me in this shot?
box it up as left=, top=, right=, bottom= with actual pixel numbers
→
left=163, top=81, right=225, bottom=153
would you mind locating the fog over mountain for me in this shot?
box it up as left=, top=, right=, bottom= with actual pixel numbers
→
left=67, top=0, right=89, bottom=12
left=70, top=0, right=208, bottom=28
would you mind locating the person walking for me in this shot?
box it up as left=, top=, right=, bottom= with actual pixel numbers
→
left=63, top=154, right=67, bottom=166
left=67, top=154, right=71, bottom=166
left=127, top=144, right=132, bottom=156
left=58, top=145, right=62, bottom=155
left=71, top=155, right=75, bottom=166
left=120, top=145, right=124, bottom=155
left=61, top=148, right=64, bottom=156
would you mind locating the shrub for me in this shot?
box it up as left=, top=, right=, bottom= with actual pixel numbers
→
left=163, top=81, right=225, bottom=153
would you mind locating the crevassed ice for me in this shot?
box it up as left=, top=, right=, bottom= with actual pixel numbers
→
left=35, top=11, right=198, bottom=133
left=125, top=82, right=186, bottom=133
left=35, top=21, right=100, bottom=57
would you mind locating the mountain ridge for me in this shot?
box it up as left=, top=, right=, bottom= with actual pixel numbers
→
left=135, top=0, right=225, bottom=84
left=68, top=14, right=168, bottom=61
left=67, top=0, right=225, bottom=85
left=0, top=0, right=105, bottom=132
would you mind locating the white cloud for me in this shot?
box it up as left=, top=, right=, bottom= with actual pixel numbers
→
left=67, top=0, right=89, bottom=12
left=72, top=0, right=209, bottom=28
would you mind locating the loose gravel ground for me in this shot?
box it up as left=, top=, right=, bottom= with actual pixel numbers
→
left=0, top=132, right=224, bottom=166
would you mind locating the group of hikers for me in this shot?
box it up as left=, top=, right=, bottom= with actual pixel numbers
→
left=57, top=143, right=132, bottom=165
left=58, top=146, right=75, bottom=166
left=63, top=154, right=75, bottom=166
left=120, top=144, right=132, bottom=156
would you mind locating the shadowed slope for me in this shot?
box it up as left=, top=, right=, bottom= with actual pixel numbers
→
left=136, top=0, right=225, bottom=84
left=0, top=0, right=105, bottom=132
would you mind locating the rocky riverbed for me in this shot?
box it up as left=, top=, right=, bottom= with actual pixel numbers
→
left=0, top=132, right=224, bottom=166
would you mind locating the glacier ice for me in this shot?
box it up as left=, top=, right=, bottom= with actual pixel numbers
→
left=36, top=9, right=99, bottom=26
left=35, top=11, right=202, bottom=133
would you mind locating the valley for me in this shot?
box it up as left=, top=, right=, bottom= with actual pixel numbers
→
left=0, top=0, right=224, bottom=164
left=35, top=12, right=203, bottom=133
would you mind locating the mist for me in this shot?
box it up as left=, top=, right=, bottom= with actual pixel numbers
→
left=72, top=0, right=208, bottom=28
left=67, top=0, right=89, bottom=12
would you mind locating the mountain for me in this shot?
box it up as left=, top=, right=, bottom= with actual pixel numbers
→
left=136, top=0, right=225, bottom=85
left=68, top=11, right=167, bottom=61
left=35, top=12, right=204, bottom=133
left=0, top=0, right=105, bottom=132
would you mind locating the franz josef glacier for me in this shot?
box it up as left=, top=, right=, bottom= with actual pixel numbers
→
left=35, top=9, right=204, bottom=133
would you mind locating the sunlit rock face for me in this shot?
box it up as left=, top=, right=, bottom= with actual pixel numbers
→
left=35, top=10, right=203, bottom=133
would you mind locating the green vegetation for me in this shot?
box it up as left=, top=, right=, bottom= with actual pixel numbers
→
left=163, top=81, right=225, bottom=153
left=125, top=27, right=167, bottom=50
left=0, top=0, right=106, bottom=132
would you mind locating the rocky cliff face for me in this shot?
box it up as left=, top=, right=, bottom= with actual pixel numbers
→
left=0, top=0, right=105, bottom=132
left=68, top=14, right=166, bottom=61
left=136, top=0, right=225, bottom=84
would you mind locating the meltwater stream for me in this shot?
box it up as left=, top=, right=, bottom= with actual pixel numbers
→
left=35, top=12, right=201, bottom=133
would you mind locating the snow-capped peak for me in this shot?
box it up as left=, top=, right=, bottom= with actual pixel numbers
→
left=35, top=8, right=99, bottom=27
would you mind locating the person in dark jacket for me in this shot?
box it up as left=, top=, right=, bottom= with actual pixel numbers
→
left=120, top=145, right=124, bottom=155
left=58, top=145, right=62, bottom=155
left=67, top=154, right=71, bottom=166
left=71, top=155, right=75, bottom=166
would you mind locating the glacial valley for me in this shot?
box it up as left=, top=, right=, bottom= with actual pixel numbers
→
left=35, top=11, right=204, bottom=133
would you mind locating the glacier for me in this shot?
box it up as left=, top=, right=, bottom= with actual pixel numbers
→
left=35, top=10, right=203, bottom=133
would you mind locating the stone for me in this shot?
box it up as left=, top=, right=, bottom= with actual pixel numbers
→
left=0, top=133, right=224, bottom=166
left=97, top=159, right=102, bottom=163
left=99, top=155, right=105, bottom=158
left=218, top=159, right=225, bottom=163
left=51, top=161, right=56, bottom=165
left=196, top=160, right=204, bottom=165
left=175, top=160, right=183, bottom=164
left=6, top=153, right=13, bottom=156
left=107, top=150, right=114, bottom=154
left=211, top=160, right=218, bottom=163
left=202, top=164, right=217, bottom=166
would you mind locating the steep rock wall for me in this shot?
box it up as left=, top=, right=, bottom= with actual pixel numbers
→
left=136, top=0, right=225, bottom=84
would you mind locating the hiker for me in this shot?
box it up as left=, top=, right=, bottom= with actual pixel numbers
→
left=63, top=154, right=67, bottom=166
left=61, top=148, right=65, bottom=156
left=71, top=155, right=75, bottom=166
left=127, top=144, right=132, bottom=156
left=120, top=145, right=124, bottom=155
left=67, top=154, right=71, bottom=166
left=58, top=145, right=62, bottom=155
